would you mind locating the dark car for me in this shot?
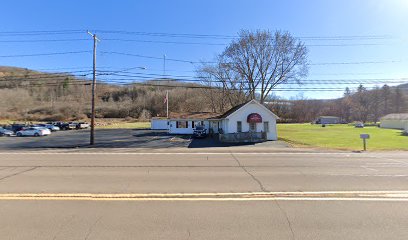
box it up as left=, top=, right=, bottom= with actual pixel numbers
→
left=51, top=122, right=70, bottom=130
left=10, top=124, right=27, bottom=133
left=192, top=125, right=208, bottom=138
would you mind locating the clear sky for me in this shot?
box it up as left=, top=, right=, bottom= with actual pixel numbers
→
left=0, top=0, right=407, bottom=99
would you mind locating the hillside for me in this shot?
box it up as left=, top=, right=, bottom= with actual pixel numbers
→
left=0, top=66, right=213, bottom=121
left=1, top=66, right=407, bottom=123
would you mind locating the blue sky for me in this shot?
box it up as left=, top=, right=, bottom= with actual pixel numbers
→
left=0, top=0, right=407, bottom=99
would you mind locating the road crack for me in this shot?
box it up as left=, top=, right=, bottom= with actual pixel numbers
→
left=274, top=200, right=296, bottom=240
left=230, top=153, right=266, bottom=192
left=0, top=167, right=38, bottom=181
left=230, top=153, right=295, bottom=239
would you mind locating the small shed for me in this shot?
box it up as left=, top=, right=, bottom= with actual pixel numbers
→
left=380, top=113, right=408, bottom=130
left=315, top=116, right=341, bottom=124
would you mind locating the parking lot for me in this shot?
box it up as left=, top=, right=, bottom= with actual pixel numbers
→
left=0, top=129, right=290, bottom=151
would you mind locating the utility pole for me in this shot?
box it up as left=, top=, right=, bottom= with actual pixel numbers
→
left=166, top=90, right=169, bottom=119
left=87, top=31, right=99, bottom=145
left=163, top=54, right=166, bottom=79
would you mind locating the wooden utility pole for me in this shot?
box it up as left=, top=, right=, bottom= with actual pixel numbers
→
left=87, top=31, right=99, bottom=145
left=166, top=90, right=169, bottom=119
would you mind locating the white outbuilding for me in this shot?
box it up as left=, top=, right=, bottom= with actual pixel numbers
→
left=150, top=118, right=169, bottom=130
left=380, top=113, right=408, bottom=130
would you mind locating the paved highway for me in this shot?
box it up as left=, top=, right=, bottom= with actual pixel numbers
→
left=0, top=151, right=407, bottom=239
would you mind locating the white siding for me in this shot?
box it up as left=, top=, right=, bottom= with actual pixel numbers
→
left=222, top=101, right=278, bottom=140
left=168, top=120, right=209, bottom=134
left=380, top=120, right=408, bottom=130
left=151, top=119, right=168, bottom=130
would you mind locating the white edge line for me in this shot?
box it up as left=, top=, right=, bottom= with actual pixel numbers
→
left=0, top=152, right=361, bottom=155
left=1, top=197, right=408, bottom=202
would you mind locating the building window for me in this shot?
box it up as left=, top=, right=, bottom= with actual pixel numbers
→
left=176, top=121, right=188, bottom=128
left=249, top=122, right=256, bottom=132
left=237, top=121, right=242, bottom=132
left=264, top=122, right=269, bottom=132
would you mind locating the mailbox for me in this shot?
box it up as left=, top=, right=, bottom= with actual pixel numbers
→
left=360, top=134, right=370, bottom=151
left=360, top=134, right=370, bottom=139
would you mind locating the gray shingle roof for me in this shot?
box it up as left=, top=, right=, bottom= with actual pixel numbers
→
left=381, top=113, right=408, bottom=120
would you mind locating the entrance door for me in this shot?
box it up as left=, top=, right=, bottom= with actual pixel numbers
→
left=249, top=122, right=257, bottom=132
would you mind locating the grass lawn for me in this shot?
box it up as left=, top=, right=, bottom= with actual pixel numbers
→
left=278, top=124, right=408, bottom=151
left=96, top=122, right=150, bottom=129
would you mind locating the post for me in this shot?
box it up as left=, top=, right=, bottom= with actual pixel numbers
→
left=360, top=134, right=369, bottom=151
left=166, top=90, right=169, bottom=119
left=88, top=31, right=99, bottom=145
left=163, top=54, right=166, bottom=78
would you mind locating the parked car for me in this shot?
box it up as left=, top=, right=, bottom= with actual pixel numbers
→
left=36, top=124, right=60, bottom=132
left=16, top=127, right=51, bottom=137
left=10, top=124, right=27, bottom=133
left=0, top=127, right=13, bottom=137
left=76, top=122, right=90, bottom=129
left=50, top=122, right=70, bottom=130
left=355, top=122, right=364, bottom=128
left=192, top=125, right=208, bottom=138
left=67, top=122, right=78, bottom=130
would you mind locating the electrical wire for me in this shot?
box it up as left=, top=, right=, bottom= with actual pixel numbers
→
left=0, top=51, right=91, bottom=58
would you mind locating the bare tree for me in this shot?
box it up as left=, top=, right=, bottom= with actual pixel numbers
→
left=198, top=30, right=308, bottom=104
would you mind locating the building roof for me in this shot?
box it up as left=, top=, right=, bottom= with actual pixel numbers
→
left=156, top=99, right=279, bottom=121
left=168, top=112, right=221, bottom=120
left=319, top=116, right=340, bottom=119
left=211, top=99, right=279, bottom=120
left=381, top=113, right=408, bottom=120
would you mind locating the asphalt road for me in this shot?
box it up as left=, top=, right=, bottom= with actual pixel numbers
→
left=0, top=151, right=407, bottom=239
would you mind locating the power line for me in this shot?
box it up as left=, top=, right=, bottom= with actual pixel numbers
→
left=99, top=51, right=199, bottom=64
left=100, top=50, right=406, bottom=66
left=98, top=71, right=408, bottom=84
left=0, top=30, right=85, bottom=36
left=0, top=39, right=89, bottom=43
left=0, top=29, right=393, bottom=40
left=96, top=38, right=388, bottom=47
left=310, top=60, right=404, bottom=65
left=94, top=81, right=408, bottom=92
left=0, top=50, right=91, bottom=58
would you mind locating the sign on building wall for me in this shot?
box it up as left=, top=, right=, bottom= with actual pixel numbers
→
left=247, top=113, right=262, bottom=123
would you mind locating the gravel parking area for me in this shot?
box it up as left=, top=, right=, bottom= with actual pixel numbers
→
left=0, top=129, right=290, bottom=151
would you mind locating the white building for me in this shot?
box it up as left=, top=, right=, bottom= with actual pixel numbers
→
left=151, top=100, right=279, bottom=142
left=150, top=118, right=169, bottom=130
left=380, top=113, right=408, bottom=130
left=315, top=116, right=341, bottom=124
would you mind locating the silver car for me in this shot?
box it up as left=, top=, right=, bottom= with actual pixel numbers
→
left=16, top=127, right=51, bottom=137
left=0, top=127, right=14, bottom=137
left=36, top=124, right=60, bottom=132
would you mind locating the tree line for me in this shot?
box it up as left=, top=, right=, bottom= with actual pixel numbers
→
left=267, top=84, right=407, bottom=123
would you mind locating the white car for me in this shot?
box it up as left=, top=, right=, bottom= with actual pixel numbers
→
left=0, top=127, right=14, bottom=137
left=16, top=127, right=51, bottom=137
left=36, top=124, right=60, bottom=132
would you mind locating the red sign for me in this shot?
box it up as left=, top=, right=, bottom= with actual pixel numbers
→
left=247, top=113, right=262, bottom=123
